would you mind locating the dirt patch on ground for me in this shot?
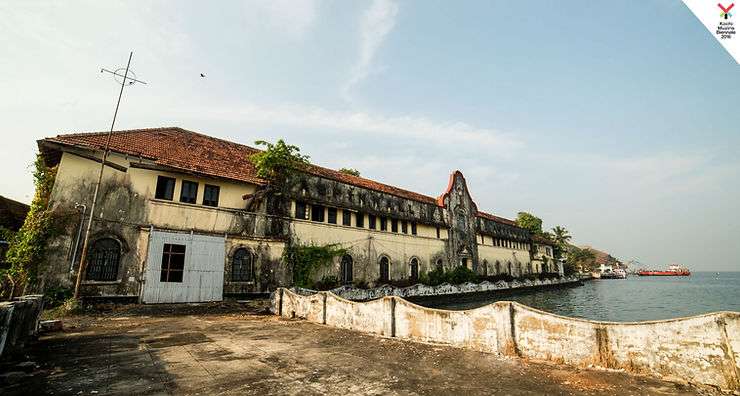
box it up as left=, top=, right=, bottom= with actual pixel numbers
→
left=1, top=301, right=720, bottom=395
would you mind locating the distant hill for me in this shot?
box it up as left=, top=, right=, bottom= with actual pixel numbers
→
left=581, top=245, right=624, bottom=268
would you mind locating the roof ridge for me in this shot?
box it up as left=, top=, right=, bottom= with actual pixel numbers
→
left=55, top=126, right=182, bottom=139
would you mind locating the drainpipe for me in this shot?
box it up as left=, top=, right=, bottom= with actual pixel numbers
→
left=69, top=203, right=87, bottom=276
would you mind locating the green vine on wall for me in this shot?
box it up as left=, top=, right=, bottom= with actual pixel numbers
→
left=283, top=242, right=347, bottom=289
left=3, top=154, right=58, bottom=297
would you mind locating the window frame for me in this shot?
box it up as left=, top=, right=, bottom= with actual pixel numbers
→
left=356, top=212, right=365, bottom=228
left=179, top=180, right=199, bottom=204
left=411, top=222, right=417, bottom=235
left=295, top=201, right=308, bottom=219
left=231, top=247, right=254, bottom=282
left=368, top=214, right=377, bottom=230
left=391, top=219, right=398, bottom=233
left=160, top=243, right=186, bottom=283
left=327, top=207, right=337, bottom=224
left=311, top=204, right=325, bottom=222
left=85, top=238, right=121, bottom=282
left=202, top=184, right=220, bottom=207
left=155, top=176, right=176, bottom=201
left=342, top=210, right=352, bottom=226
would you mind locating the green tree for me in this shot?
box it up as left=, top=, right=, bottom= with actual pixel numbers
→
left=516, top=212, right=543, bottom=235
left=551, top=226, right=571, bottom=260
left=338, top=168, right=360, bottom=177
left=567, top=246, right=596, bottom=273
left=250, top=139, right=310, bottom=182
left=4, top=154, right=58, bottom=297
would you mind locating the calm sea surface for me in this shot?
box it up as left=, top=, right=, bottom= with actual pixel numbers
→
left=420, top=272, right=740, bottom=322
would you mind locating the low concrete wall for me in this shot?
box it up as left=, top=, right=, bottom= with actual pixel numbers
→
left=0, top=295, right=45, bottom=360
left=272, top=288, right=740, bottom=391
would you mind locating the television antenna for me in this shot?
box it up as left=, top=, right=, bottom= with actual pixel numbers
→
left=73, top=51, right=147, bottom=299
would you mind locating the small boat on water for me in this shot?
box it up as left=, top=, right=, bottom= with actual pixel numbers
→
left=638, top=264, right=690, bottom=277
left=601, top=267, right=627, bottom=279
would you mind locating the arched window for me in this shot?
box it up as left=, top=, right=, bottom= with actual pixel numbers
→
left=341, top=254, right=353, bottom=284
left=507, top=261, right=513, bottom=276
left=495, top=261, right=501, bottom=275
left=527, top=262, right=533, bottom=274
left=379, top=256, right=390, bottom=282
left=409, top=257, right=419, bottom=281
left=86, top=238, right=120, bottom=281
left=436, top=259, right=443, bottom=272
left=482, top=260, right=488, bottom=276
left=232, top=248, right=254, bottom=282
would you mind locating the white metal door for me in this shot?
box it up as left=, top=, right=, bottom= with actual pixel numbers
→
left=142, top=231, right=225, bottom=303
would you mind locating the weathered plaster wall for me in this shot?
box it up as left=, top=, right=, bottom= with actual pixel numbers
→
left=292, top=219, right=447, bottom=284
left=273, top=288, right=740, bottom=391
left=477, top=244, right=532, bottom=276
left=46, top=151, right=268, bottom=296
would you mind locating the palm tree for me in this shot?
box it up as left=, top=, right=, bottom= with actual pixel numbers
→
left=551, top=226, right=571, bottom=246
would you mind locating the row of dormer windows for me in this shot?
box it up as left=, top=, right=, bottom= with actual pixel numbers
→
left=154, top=175, right=221, bottom=207
left=294, top=201, right=421, bottom=236
left=479, top=234, right=530, bottom=251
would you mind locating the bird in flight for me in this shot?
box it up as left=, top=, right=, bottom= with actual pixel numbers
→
left=200, top=73, right=206, bottom=78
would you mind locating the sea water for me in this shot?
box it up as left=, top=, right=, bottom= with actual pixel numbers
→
left=422, top=271, right=740, bottom=322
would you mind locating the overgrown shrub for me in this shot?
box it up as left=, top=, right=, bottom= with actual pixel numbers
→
left=3, top=154, right=58, bottom=298
left=283, top=242, right=347, bottom=289
left=44, top=285, right=73, bottom=308
left=446, top=266, right=479, bottom=284
left=314, top=275, right=339, bottom=291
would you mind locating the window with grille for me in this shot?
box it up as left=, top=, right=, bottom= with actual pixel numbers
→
left=341, top=254, right=353, bottom=284
left=231, top=248, right=254, bottom=282
left=203, top=184, right=220, bottom=207
left=327, top=207, right=337, bottom=224
left=85, top=238, right=120, bottom=281
left=180, top=180, right=198, bottom=204
left=155, top=176, right=175, bottom=200
left=410, top=258, right=419, bottom=281
left=160, top=243, right=186, bottom=282
left=379, top=256, right=390, bottom=282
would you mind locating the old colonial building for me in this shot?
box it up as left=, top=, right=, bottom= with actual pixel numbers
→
left=38, top=127, right=560, bottom=303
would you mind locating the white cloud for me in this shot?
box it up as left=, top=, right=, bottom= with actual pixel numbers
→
left=342, top=0, right=399, bottom=100
left=185, top=102, right=523, bottom=154
left=244, top=0, right=319, bottom=40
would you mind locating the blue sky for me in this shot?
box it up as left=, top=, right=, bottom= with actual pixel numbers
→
left=1, top=1, right=738, bottom=270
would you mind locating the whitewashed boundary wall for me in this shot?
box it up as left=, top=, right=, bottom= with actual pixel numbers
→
left=271, top=288, right=740, bottom=391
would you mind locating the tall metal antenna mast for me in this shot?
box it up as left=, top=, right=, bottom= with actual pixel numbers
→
left=73, top=51, right=146, bottom=299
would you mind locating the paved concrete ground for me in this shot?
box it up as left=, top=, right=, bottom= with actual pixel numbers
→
left=1, top=301, right=720, bottom=395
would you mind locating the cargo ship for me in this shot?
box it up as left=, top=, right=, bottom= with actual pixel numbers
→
left=637, top=264, right=690, bottom=276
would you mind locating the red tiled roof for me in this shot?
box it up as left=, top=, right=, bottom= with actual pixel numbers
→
left=42, top=127, right=516, bottom=225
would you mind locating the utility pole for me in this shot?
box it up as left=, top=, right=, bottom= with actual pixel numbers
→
left=73, top=52, right=146, bottom=299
